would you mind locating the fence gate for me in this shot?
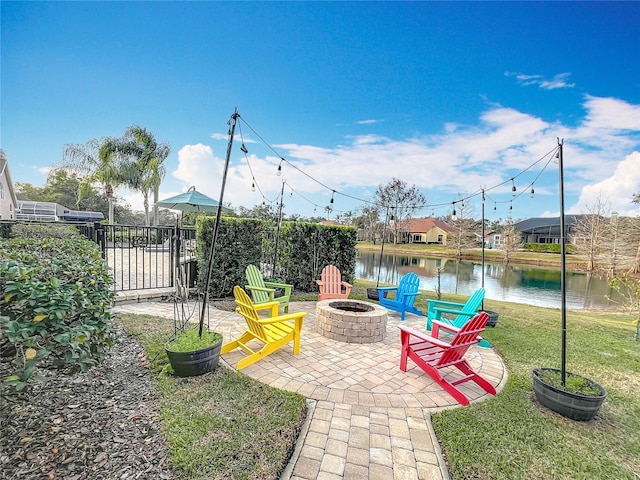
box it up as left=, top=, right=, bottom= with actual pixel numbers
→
left=96, top=224, right=197, bottom=292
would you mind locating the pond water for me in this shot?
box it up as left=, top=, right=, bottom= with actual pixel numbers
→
left=356, top=251, right=623, bottom=310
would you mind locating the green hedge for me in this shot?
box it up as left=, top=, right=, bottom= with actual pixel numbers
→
left=196, top=217, right=263, bottom=298
left=524, top=243, right=576, bottom=254
left=0, top=237, right=115, bottom=390
left=195, top=218, right=357, bottom=297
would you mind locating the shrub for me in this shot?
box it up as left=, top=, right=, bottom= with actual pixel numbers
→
left=10, top=223, right=84, bottom=240
left=0, top=237, right=115, bottom=391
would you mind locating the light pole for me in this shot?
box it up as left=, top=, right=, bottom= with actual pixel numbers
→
left=199, top=109, right=238, bottom=336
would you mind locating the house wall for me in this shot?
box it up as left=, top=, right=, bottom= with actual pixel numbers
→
left=425, top=227, right=447, bottom=245
left=0, top=154, right=17, bottom=220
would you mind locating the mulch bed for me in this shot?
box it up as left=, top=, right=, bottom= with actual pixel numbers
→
left=0, top=324, right=176, bottom=480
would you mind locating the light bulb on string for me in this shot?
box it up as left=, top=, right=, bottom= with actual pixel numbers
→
left=277, top=158, right=283, bottom=176
left=530, top=187, right=535, bottom=198
left=251, top=181, right=255, bottom=192
left=511, top=178, right=517, bottom=195
left=330, top=191, right=335, bottom=204
left=493, top=203, right=497, bottom=212
left=452, top=202, right=457, bottom=220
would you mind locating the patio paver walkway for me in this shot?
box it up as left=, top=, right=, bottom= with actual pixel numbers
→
left=112, top=293, right=508, bottom=480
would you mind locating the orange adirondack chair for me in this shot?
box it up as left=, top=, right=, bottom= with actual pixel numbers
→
left=221, top=286, right=307, bottom=370
left=399, top=312, right=496, bottom=406
left=316, top=265, right=353, bottom=300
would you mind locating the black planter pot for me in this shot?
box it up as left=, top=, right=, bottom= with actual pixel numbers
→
left=166, top=338, right=223, bottom=377
left=482, top=310, right=499, bottom=327
left=367, top=288, right=387, bottom=301
left=532, top=368, right=607, bottom=421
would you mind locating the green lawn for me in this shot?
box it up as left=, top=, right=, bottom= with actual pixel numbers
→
left=119, top=280, right=639, bottom=480
left=116, top=313, right=307, bottom=480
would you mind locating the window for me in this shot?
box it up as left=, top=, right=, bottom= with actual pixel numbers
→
left=437, top=234, right=443, bottom=243
left=0, top=182, right=4, bottom=200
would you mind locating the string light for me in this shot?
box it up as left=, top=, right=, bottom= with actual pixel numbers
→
left=237, top=114, right=559, bottom=220
left=452, top=202, right=457, bottom=219
left=251, top=181, right=256, bottom=192
left=530, top=187, right=535, bottom=198
left=330, top=190, right=335, bottom=204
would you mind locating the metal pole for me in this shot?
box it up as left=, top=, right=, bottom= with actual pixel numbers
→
left=481, top=188, right=485, bottom=311
left=199, top=109, right=238, bottom=336
left=557, top=139, right=567, bottom=386
left=376, top=206, right=389, bottom=287
left=272, top=180, right=285, bottom=277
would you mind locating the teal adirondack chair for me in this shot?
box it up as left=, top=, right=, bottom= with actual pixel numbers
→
left=426, top=288, right=490, bottom=347
left=377, top=272, right=423, bottom=321
left=245, top=265, right=293, bottom=313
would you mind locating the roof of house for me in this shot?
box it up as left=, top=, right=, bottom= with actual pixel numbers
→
left=514, top=215, right=585, bottom=232
left=395, top=217, right=454, bottom=233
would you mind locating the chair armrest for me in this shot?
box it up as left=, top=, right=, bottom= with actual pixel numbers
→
left=341, top=281, right=353, bottom=288
left=316, top=280, right=325, bottom=286
left=377, top=287, right=398, bottom=293
left=431, top=307, right=477, bottom=317
left=427, top=299, right=466, bottom=310
left=398, top=325, right=451, bottom=348
left=258, top=311, right=307, bottom=325
left=246, top=285, right=275, bottom=293
left=403, top=292, right=421, bottom=298
left=253, top=301, right=281, bottom=317
left=431, top=319, right=461, bottom=335
left=264, top=282, right=293, bottom=295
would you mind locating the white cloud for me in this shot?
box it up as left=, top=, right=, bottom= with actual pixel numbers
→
left=506, top=71, right=575, bottom=90
left=571, top=151, right=640, bottom=217
left=124, top=95, right=640, bottom=220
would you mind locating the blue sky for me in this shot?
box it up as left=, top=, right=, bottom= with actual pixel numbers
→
left=2, top=1, right=639, bottom=221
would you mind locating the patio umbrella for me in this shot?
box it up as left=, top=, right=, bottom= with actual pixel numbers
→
left=155, top=186, right=221, bottom=213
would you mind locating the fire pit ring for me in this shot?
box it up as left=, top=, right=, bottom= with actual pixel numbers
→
left=315, top=299, right=388, bottom=343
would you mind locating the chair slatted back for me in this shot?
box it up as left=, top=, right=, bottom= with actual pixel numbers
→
left=324, top=265, right=342, bottom=296
left=438, top=312, right=488, bottom=366
left=397, top=272, right=421, bottom=307
left=233, top=285, right=267, bottom=342
left=245, top=265, right=270, bottom=304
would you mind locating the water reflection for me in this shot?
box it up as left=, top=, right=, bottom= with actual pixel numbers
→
left=356, top=251, right=621, bottom=310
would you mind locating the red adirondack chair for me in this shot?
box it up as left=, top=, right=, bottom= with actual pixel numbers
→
left=316, top=265, right=352, bottom=300
left=399, top=312, right=496, bottom=406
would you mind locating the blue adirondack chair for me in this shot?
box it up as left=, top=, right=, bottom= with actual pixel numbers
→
left=426, top=288, right=490, bottom=348
left=377, top=272, right=423, bottom=321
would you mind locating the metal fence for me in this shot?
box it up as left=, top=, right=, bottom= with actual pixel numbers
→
left=1, top=220, right=197, bottom=292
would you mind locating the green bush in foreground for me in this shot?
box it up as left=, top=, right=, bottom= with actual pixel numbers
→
left=0, top=237, right=115, bottom=390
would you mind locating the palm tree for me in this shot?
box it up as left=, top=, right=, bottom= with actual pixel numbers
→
left=119, top=126, right=170, bottom=226
left=62, top=137, right=122, bottom=224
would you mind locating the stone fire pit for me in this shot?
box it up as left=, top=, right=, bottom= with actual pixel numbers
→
left=315, top=299, right=388, bottom=343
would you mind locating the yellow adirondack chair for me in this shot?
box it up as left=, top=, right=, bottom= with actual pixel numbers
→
left=245, top=264, right=292, bottom=313
left=221, top=286, right=306, bottom=370
left=316, top=265, right=353, bottom=300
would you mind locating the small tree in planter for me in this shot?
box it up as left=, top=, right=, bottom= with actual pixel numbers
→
left=531, top=140, right=607, bottom=421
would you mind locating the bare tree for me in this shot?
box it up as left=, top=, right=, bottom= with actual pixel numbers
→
left=500, top=218, right=522, bottom=264
left=374, top=178, right=426, bottom=244
left=355, top=205, right=382, bottom=243
left=446, top=195, right=476, bottom=259
left=609, top=273, right=640, bottom=342
left=569, top=196, right=610, bottom=272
